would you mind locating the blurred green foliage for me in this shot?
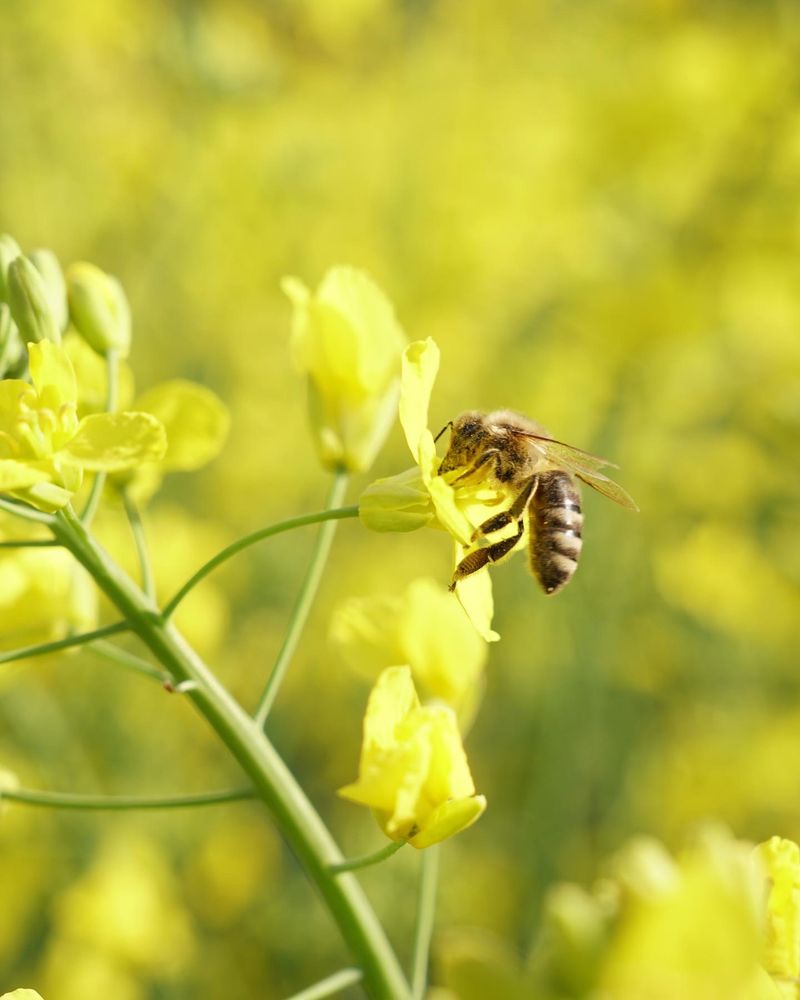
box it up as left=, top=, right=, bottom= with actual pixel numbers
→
left=1, top=0, right=799, bottom=997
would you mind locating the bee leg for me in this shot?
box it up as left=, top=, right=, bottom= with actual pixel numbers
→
left=450, top=448, right=501, bottom=484
left=471, top=476, right=538, bottom=541
left=449, top=519, right=525, bottom=591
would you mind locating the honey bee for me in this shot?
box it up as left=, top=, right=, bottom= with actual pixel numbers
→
left=437, top=410, right=638, bottom=595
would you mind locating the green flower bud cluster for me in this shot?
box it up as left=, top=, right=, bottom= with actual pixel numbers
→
left=0, top=234, right=131, bottom=379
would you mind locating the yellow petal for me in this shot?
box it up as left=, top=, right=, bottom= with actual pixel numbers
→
left=453, top=551, right=500, bottom=643
left=756, top=837, right=800, bottom=980
left=64, top=412, right=167, bottom=471
left=28, top=340, right=76, bottom=402
left=0, top=460, right=50, bottom=491
left=399, top=339, right=440, bottom=461
left=361, top=665, right=419, bottom=751
left=133, top=380, right=230, bottom=471
left=409, top=795, right=487, bottom=849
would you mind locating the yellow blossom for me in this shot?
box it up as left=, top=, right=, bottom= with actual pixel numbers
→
left=0, top=341, right=166, bottom=511
left=331, top=577, right=487, bottom=727
left=283, top=266, right=406, bottom=473
left=756, top=836, right=800, bottom=990
left=360, top=338, right=505, bottom=641
left=338, top=666, right=486, bottom=848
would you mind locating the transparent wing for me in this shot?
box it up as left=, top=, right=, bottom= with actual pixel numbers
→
left=511, top=430, right=639, bottom=510
left=575, top=471, right=639, bottom=510
left=512, top=431, right=618, bottom=471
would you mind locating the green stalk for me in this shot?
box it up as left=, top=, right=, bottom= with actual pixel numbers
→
left=51, top=506, right=411, bottom=1000
left=285, top=968, right=363, bottom=1000
left=411, top=846, right=440, bottom=999
left=3, top=786, right=255, bottom=811
left=162, top=504, right=359, bottom=619
left=254, top=470, right=348, bottom=726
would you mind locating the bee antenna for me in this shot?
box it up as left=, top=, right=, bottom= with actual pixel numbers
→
left=434, top=421, right=453, bottom=443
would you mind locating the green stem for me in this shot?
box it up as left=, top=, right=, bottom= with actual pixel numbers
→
left=87, top=639, right=168, bottom=682
left=0, top=621, right=128, bottom=665
left=254, top=471, right=348, bottom=726
left=284, top=968, right=362, bottom=1000
left=0, top=498, right=55, bottom=524
left=122, top=489, right=156, bottom=599
left=162, top=503, right=359, bottom=620
left=81, top=349, right=119, bottom=526
left=0, top=539, right=60, bottom=549
left=411, top=846, right=440, bottom=1000
left=330, top=841, right=405, bottom=875
left=50, top=505, right=411, bottom=1000
left=2, top=786, right=255, bottom=811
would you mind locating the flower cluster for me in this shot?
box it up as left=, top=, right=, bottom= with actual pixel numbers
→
left=0, top=236, right=229, bottom=513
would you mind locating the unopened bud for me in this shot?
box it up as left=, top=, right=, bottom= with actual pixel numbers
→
left=0, top=233, right=22, bottom=303
left=359, top=467, right=434, bottom=532
left=0, top=303, right=24, bottom=377
left=67, top=261, right=131, bottom=358
left=7, top=255, right=62, bottom=345
left=30, top=248, right=68, bottom=333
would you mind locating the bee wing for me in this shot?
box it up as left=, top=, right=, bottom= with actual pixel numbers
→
left=511, top=430, right=618, bottom=470
left=510, top=430, right=638, bottom=510
left=575, top=470, right=639, bottom=510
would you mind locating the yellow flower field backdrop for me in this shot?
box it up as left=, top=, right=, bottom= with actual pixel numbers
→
left=1, top=1, right=799, bottom=997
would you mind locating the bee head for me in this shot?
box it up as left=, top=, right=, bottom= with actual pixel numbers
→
left=438, top=410, right=488, bottom=474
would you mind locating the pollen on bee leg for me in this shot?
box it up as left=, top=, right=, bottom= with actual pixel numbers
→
left=449, top=547, right=493, bottom=591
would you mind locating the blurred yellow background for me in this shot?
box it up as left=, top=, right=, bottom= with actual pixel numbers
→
left=1, top=0, right=799, bottom=997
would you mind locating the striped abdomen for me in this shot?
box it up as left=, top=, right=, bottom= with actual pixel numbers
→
left=528, top=470, right=584, bottom=594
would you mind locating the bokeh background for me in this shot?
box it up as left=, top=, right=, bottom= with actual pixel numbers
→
left=1, top=1, right=800, bottom=997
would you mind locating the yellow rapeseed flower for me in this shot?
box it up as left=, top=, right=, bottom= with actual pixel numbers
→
left=338, top=666, right=486, bottom=849
left=757, top=836, right=800, bottom=993
left=331, top=577, right=488, bottom=728
left=360, top=338, right=505, bottom=641
left=0, top=341, right=166, bottom=511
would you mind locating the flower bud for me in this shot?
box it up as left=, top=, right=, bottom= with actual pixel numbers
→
left=283, top=267, right=406, bottom=472
left=30, top=247, right=68, bottom=332
left=67, top=261, right=131, bottom=358
left=7, top=255, right=62, bottom=345
left=0, top=303, right=24, bottom=377
left=0, top=233, right=22, bottom=302
left=358, top=467, right=434, bottom=532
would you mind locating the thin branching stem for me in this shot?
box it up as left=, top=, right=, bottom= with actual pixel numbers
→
left=0, top=539, right=60, bottom=548
left=330, top=841, right=405, bottom=875
left=87, top=639, right=168, bottom=682
left=161, top=501, right=359, bottom=619
left=122, top=488, right=156, bottom=599
left=0, top=621, right=128, bottom=666
left=80, top=349, right=119, bottom=525
left=283, top=968, right=363, bottom=1000
left=2, top=786, right=255, bottom=811
left=254, top=470, right=348, bottom=726
left=0, top=498, right=55, bottom=524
